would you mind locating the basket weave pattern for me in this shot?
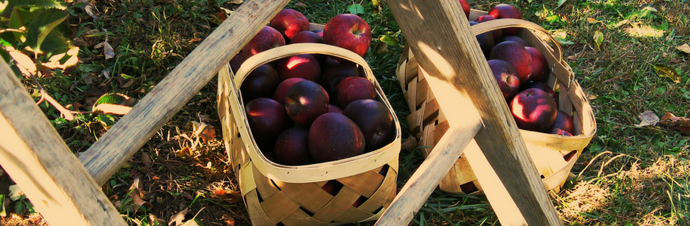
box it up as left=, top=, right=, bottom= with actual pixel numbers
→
left=396, top=13, right=596, bottom=195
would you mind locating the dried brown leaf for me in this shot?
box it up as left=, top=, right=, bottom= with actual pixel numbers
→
left=84, top=4, right=100, bottom=19
left=149, top=213, right=167, bottom=225
left=168, top=208, right=190, bottom=226
left=210, top=189, right=242, bottom=203
left=635, top=110, right=659, bottom=127
left=401, top=135, right=418, bottom=151
left=224, top=217, right=235, bottom=226
left=294, top=2, right=306, bottom=6
left=141, top=152, right=152, bottom=169
left=677, top=44, right=690, bottom=54
left=191, top=121, right=216, bottom=143
left=660, top=112, right=690, bottom=133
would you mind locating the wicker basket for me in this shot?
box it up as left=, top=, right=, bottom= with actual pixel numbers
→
left=217, top=42, right=401, bottom=225
left=396, top=10, right=596, bottom=195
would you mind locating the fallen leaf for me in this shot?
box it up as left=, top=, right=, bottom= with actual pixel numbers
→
left=635, top=110, right=659, bottom=127
left=211, top=189, right=243, bottom=203
left=653, top=64, right=681, bottom=83
left=188, top=38, right=202, bottom=43
left=84, top=4, right=100, bottom=19
left=141, top=152, right=152, bottom=169
left=677, top=44, right=690, bottom=54
left=191, top=121, right=216, bottom=143
left=294, top=2, right=306, bottom=7
left=149, top=213, right=167, bottom=225
left=586, top=18, right=598, bottom=23
left=8, top=185, right=24, bottom=201
left=103, top=41, right=115, bottom=59
left=660, top=112, right=690, bottom=133
left=224, top=217, right=235, bottom=226
left=131, top=192, right=152, bottom=210
left=169, top=208, right=190, bottom=226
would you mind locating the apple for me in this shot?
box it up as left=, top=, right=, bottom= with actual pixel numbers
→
left=323, top=14, right=372, bottom=57
left=343, top=99, right=396, bottom=151
left=274, top=126, right=314, bottom=166
left=525, top=46, right=549, bottom=82
left=245, top=98, right=293, bottom=151
left=510, top=88, right=558, bottom=132
left=474, top=15, right=503, bottom=42
left=549, top=110, right=575, bottom=135
left=270, top=9, right=310, bottom=41
left=487, top=59, right=520, bottom=100
left=229, top=52, right=245, bottom=74
left=490, top=41, right=532, bottom=84
left=336, top=76, right=377, bottom=109
left=290, top=30, right=323, bottom=44
left=240, top=64, right=280, bottom=103
left=459, top=0, right=470, bottom=19
left=469, top=21, right=496, bottom=59
left=328, top=104, right=343, bottom=113
left=242, top=26, right=285, bottom=59
left=519, top=80, right=556, bottom=102
left=309, top=113, right=365, bottom=163
left=273, top=77, right=306, bottom=105
left=319, top=60, right=361, bottom=103
left=502, top=35, right=529, bottom=47
left=321, top=180, right=343, bottom=195
left=276, top=54, right=321, bottom=81
left=285, top=80, right=329, bottom=126
left=488, top=3, right=523, bottom=35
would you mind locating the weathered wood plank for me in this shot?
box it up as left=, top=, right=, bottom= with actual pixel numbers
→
left=0, top=61, right=126, bottom=226
left=383, top=1, right=562, bottom=225
left=78, top=0, right=289, bottom=185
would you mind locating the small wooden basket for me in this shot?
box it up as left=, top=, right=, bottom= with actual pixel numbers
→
left=217, top=42, right=401, bottom=225
left=396, top=10, right=596, bottom=195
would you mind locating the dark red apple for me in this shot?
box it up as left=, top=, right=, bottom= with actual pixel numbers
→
left=321, top=180, right=343, bottom=195
left=309, top=113, right=365, bottom=163
left=488, top=3, right=523, bottom=35
left=276, top=54, right=321, bottom=81
left=549, top=110, right=575, bottom=135
left=274, top=126, right=314, bottom=166
left=519, top=80, right=556, bottom=101
left=313, top=29, right=324, bottom=38
left=510, top=88, right=558, bottom=132
left=323, top=14, right=372, bottom=57
left=525, top=46, right=549, bottom=82
left=319, top=60, right=361, bottom=103
left=336, top=76, right=376, bottom=109
left=270, top=9, right=310, bottom=41
left=229, top=52, right=245, bottom=74
left=502, top=35, right=529, bottom=47
left=470, top=21, right=496, bottom=59
left=328, top=104, right=343, bottom=113
left=487, top=59, right=520, bottom=100
left=459, top=0, right=470, bottom=19
left=285, top=80, right=329, bottom=126
left=273, top=77, right=306, bottom=105
left=343, top=99, right=395, bottom=151
left=245, top=98, right=293, bottom=151
left=551, top=128, right=573, bottom=136
left=242, top=26, right=286, bottom=59
left=490, top=41, right=532, bottom=84
left=353, top=196, right=367, bottom=207
left=240, top=64, right=280, bottom=103
left=474, top=15, right=503, bottom=42
left=290, top=30, right=323, bottom=44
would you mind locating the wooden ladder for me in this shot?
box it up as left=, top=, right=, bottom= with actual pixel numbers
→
left=0, top=1, right=561, bottom=225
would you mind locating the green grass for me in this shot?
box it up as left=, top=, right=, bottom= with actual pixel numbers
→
left=2, top=0, right=690, bottom=225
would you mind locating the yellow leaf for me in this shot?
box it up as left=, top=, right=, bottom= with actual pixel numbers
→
left=586, top=18, right=598, bottom=23
left=42, top=46, right=80, bottom=69
left=677, top=44, right=690, bottom=54
left=653, top=64, right=681, bottom=83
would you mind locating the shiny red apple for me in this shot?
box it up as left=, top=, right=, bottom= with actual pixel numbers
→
left=323, top=14, right=372, bottom=57
left=270, top=9, right=310, bottom=41
left=242, top=26, right=285, bottom=59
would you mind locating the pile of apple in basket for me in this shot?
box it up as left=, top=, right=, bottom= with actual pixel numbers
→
left=231, top=9, right=395, bottom=166
left=465, top=2, right=576, bottom=135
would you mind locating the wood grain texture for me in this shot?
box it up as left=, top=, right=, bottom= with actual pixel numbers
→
left=78, top=0, right=289, bottom=185
left=0, top=61, right=125, bottom=226
left=385, top=1, right=562, bottom=225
